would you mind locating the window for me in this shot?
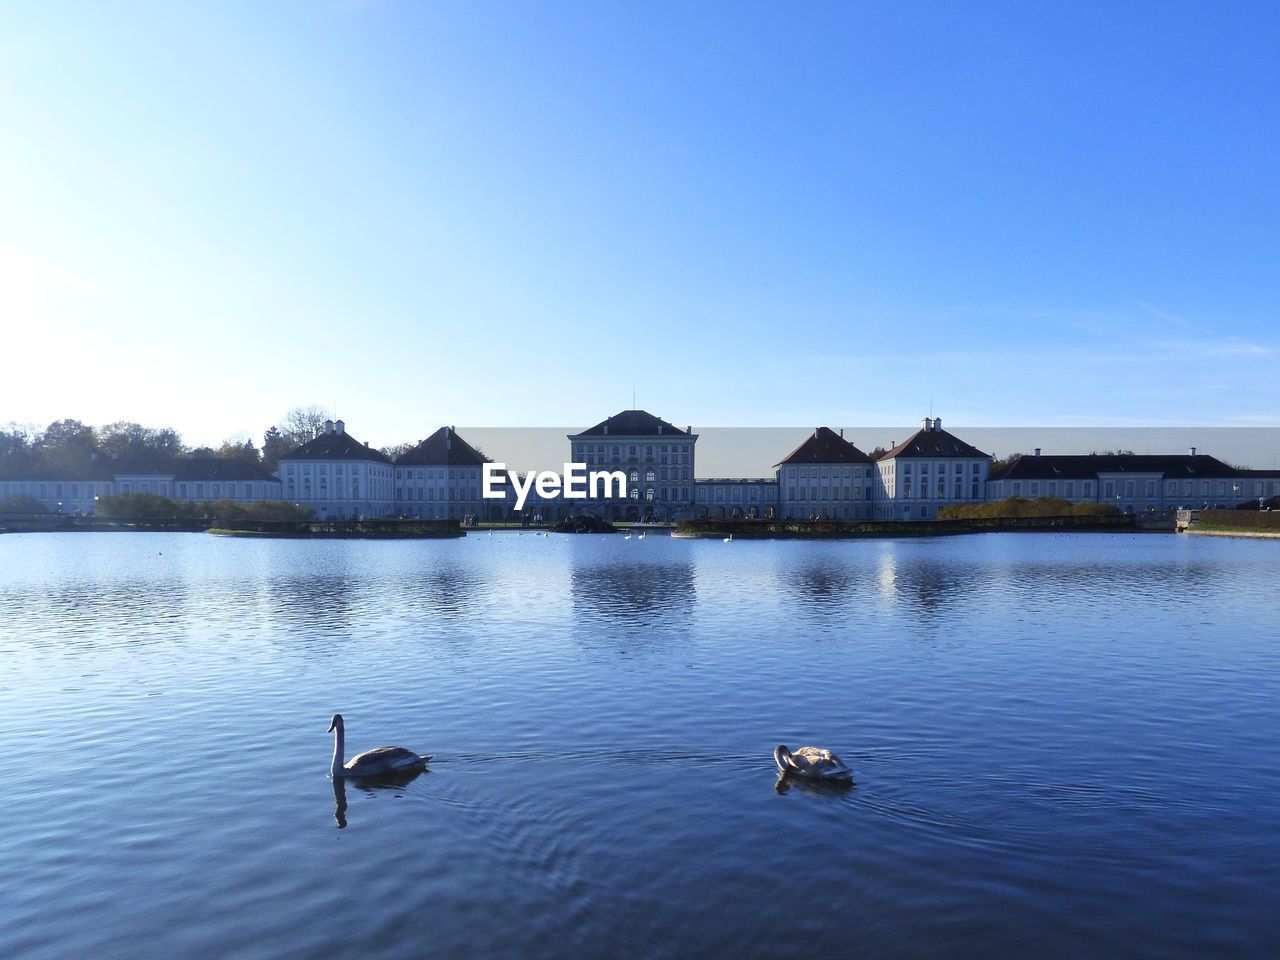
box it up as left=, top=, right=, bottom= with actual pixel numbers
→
left=645, top=488, right=654, bottom=500
left=629, top=470, right=639, bottom=482
left=645, top=470, right=655, bottom=482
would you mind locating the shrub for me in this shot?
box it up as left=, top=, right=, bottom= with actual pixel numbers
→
left=0, top=494, right=49, bottom=517
left=939, top=497, right=1120, bottom=520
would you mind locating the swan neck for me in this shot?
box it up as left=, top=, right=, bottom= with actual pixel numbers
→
left=331, top=723, right=345, bottom=777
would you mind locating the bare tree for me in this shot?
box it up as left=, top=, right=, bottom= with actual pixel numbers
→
left=281, top=406, right=332, bottom=447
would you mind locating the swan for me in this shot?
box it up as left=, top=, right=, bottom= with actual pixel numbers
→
left=624, top=532, right=632, bottom=540
left=724, top=533, right=733, bottom=543
left=774, top=744, right=853, bottom=782
left=329, top=713, right=431, bottom=778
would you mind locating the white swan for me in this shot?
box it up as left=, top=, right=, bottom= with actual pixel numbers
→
left=774, top=744, right=853, bottom=782
left=724, top=533, right=733, bottom=543
left=329, top=713, right=431, bottom=778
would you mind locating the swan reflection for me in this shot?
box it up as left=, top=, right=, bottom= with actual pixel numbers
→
left=774, top=773, right=854, bottom=797
left=331, top=768, right=424, bottom=829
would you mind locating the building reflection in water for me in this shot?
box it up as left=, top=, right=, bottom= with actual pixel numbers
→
left=573, top=555, right=696, bottom=640
left=393, top=567, right=483, bottom=622
left=781, top=560, right=870, bottom=617
left=875, top=548, right=972, bottom=619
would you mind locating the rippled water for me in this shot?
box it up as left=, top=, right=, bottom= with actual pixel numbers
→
left=1, top=531, right=1277, bottom=959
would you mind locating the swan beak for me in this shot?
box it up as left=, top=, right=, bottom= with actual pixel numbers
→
left=328, top=715, right=339, bottom=732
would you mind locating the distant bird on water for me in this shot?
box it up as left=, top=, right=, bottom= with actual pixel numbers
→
left=328, top=713, right=431, bottom=778
left=774, top=744, right=853, bottom=783
left=724, top=533, right=733, bottom=543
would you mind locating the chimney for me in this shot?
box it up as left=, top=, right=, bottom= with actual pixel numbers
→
left=364, top=440, right=369, bottom=448
left=324, top=419, right=334, bottom=434
left=923, top=417, right=931, bottom=432
left=933, top=417, right=942, bottom=432
left=335, top=419, right=345, bottom=435
left=686, top=426, right=692, bottom=434
left=839, top=428, right=844, bottom=439
left=1034, top=448, right=1041, bottom=457
left=1189, top=446, right=1197, bottom=456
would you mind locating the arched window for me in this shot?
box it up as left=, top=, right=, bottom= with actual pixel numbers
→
left=645, top=488, right=654, bottom=500
left=645, top=470, right=655, bottom=482
left=630, top=488, right=640, bottom=500
left=629, top=470, right=639, bottom=483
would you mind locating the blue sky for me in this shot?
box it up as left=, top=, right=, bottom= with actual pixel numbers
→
left=2, top=1, right=1278, bottom=449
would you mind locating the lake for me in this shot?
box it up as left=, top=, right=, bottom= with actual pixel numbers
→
left=1, top=531, right=1277, bottom=959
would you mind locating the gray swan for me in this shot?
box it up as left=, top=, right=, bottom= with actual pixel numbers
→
left=329, top=713, right=431, bottom=778
left=774, top=744, right=853, bottom=782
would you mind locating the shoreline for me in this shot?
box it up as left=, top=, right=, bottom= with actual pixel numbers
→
left=1185, top=527, right=1280, bottom=540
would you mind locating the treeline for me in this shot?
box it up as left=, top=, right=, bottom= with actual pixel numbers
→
left=939, top=497, right=1120, bottom=520
left=0, top=406, right=343, bottom=476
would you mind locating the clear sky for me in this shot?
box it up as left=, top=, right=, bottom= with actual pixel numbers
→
left=2, top=1, right=1278, bottom=450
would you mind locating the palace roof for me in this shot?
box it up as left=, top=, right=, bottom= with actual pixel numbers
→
left=278, top=424, right=392, bottom=464
left=1000, top=454, right=1239, bottom=480
left=876, top=420, right=989, bottom=460
left=571, top=410, right=693, bottom=439
left=775, top=427, right=873, bottom=467
left=395, top=427, right=488, bottom=467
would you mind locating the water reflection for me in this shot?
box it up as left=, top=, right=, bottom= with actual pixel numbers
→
left=781, top=560, right=871, bottom=613
left=331, top=769, right=424, bottom=829
left=7, top=580, right=193, bottom=651
left=774, top=773, right=855, bottom=797
left=408, top=568, right=482, bottom=618
left=570, top=561, right=695, bottom=626
left=875, top=551, right=973, bottom=617
left=267, top=575, right=357, bottom=632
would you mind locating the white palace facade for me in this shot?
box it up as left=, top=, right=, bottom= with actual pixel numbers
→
left=5, top=409, right=1276, bottom=520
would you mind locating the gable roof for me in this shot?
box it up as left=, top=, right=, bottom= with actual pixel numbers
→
left=877, top=421, right=989, bottom=460
left=278, top=426, right=392, bottom=464
left=395, top=427, right=488, bottom=467
left=571, top=410, right=693, bottom=439
left=1001, top=454, right=1240, bottom=481
left=774, top=427, right=873, bottom=467
left=113, top=457, right=279, bottom=482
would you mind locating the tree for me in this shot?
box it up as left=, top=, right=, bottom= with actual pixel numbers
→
left=34, top=419, right=98, bottom=470
left=98, top=421, right=185, bottom=460
left=0, top=424, right=37, bottom=476
left=261, top=426, right=291, bottom=473
left=281, top=406, right=331, bottom=449
left=987, top=453, right=1025, bottom=480
left=380, top=442, right=415, bottom=460
left=216, top=437, right=260, bottom=462
left=262, top=406, right=332, bottom=473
